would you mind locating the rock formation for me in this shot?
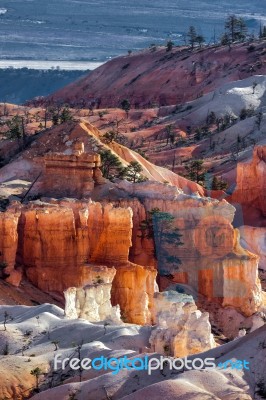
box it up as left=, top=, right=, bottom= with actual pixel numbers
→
left=114, top=183, right=262, bottom=317
left=112, top=263, right=158, bottom=325
left=1, top=200, right=157, bottom=325
left=42, top=41, right=266, bottom=108
left=64, top=266, right=121, bottom=323
left=232, top=145, right=266, bottom=219
left=0, top=209, right=21, bottom=286
left=240, top=226, right=266, bottom=271
left=149, top=291, right=215, bottom=357
left=0, top=174, right=262, bottom=319
left=39, top=141, right=105, bottom=198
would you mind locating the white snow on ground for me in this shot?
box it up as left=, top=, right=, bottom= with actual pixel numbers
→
left=183, top=75, right=266, bottom=124
left=0, top=304, right=265, bottom=399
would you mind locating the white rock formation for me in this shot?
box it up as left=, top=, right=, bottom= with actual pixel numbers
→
left=64, top=267, right=122, bottom=324
left=149, top=291, right=216, bottom=357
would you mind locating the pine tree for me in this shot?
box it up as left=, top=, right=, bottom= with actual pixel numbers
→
left=99, top=150, right=123, bottom=180
left=120, top=161, right=147, bottom=183
left=166, top=40, right=174, bottom=52
left=187, top=26, right=197, bottom=49
left=224, top=15, right=247, bottom=42
left=185, top=159, right=205, bottom=184
left=30, top=367, right=43, bottom=391
left=139, top=209, right=183, bottom=275
left=120, top=99, right=131, bottom=118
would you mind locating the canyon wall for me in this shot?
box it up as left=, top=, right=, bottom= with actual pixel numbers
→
left=239, top=226, right=266, bottom=271
left=232, top=145, right=266, bottom=218
left=0, top=210, right=21, bottom=286
left=2, top=200, right=157, bottom=325
left=0, top=177, right=262, bottom=321
left=114, top=183, right=262, bottom=317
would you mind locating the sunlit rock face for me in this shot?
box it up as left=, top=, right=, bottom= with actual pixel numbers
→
left=232, top=145, right=266, bottom=217
left=14, top=200, right=133, bottom=292
left=239, top=226, right=266, bottom=271
left=0, top=200, right=158, bottom=325
left=0, top=209, right=21, bottom=286
left=64, top=266, right=121, bottom=323
left=117, top=193, right=262, bottom=317
left=112, top=263, right=158, bottom=325
left=149, top=291, right=216, bottom=357
left=39, top=142, right=104, bottom=199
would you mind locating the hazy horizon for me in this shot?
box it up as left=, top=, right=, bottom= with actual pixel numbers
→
left=0, top=0, right=265, bottom=65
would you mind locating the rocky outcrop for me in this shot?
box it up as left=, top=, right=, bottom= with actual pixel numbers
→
left=112, top=263, right=158, bottom=325
left=39, top=141, right=105, bottom=198
left=0, top=177, right=263, bottom=320
left=15, top=200, right=133, bottom=292
left=232, top=146, right=266, bottom=218
left=0, top=210, right=21, bottom=286
left=149, top=291, right=215, bottom=357
left=64, top=266, right=121, bottom=323
left=239, top=226, right=266, bottom=271
left=2, top=200, right=157, bottom=325
left=115, top=186, right=262, bottom=317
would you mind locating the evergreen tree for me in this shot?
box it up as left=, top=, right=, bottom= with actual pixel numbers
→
left=196, top=34, right=205, bottom=47
left=166, top=40, right=174, bottom=52
left=185, top=159, right=205, bottom=183
left=224, top=15, right=247, bottom=42
left=187, top=26, right=197, bottom=49
left=121, top=161, right=147, bottom=183
left=99, top=149, right=123, bottom=180
left=120, top=99, right=131, bottom=118
left=139, top=209, right=183, bottom=275
left=30, top=367, right=43, bottom=391
left=211, top=176, right=228, bottom=190
left=6, top=115, right=22, bottom=141
left=60, top=107, right=72, bottom=123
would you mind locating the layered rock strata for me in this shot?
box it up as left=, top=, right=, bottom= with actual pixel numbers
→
left=239, top=226, right=266, bottom=271
left=2, top=200, right=157, bottom=325
left=114, top=183, right=262, bottom=317
left=232, top=145, right=266, bottom=218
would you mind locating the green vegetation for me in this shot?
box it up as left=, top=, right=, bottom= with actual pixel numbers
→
left=185, top=159, right=205, bottom=184
left=120, top=99, right=131, bottom=118
left=100, top=149, right=124, bottom=180
left=187, top=26, right=205, bottom=49
left=120, top=161, right=148, bottom=183
left=30, top=367, right=43, bottom=391
left=139, top=208, right=183, bottom=275
left=184, top=159, right=228, bottom=190
left=166, top=40, right=174, bottom=52
left=222, top=15, right=247, bottom=43
left=100, top=151, right=147, bottom=183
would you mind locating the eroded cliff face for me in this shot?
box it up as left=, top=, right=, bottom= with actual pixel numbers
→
left=0, top=177, right=262, bottom=321
left=112, top=263, right=158, bottom=325
left=232, top=146, right=266, bottom=218
left=115, top=186, right=262, bottom=317
left=0, top=200, right=157, bottom=325
left=0, top=210, right=21, bottom=286
left=15, top=200, right=133, bottom=292
left=149, top=291, right=215, bottom=357
left=240, top=226, right=266, bottom=271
